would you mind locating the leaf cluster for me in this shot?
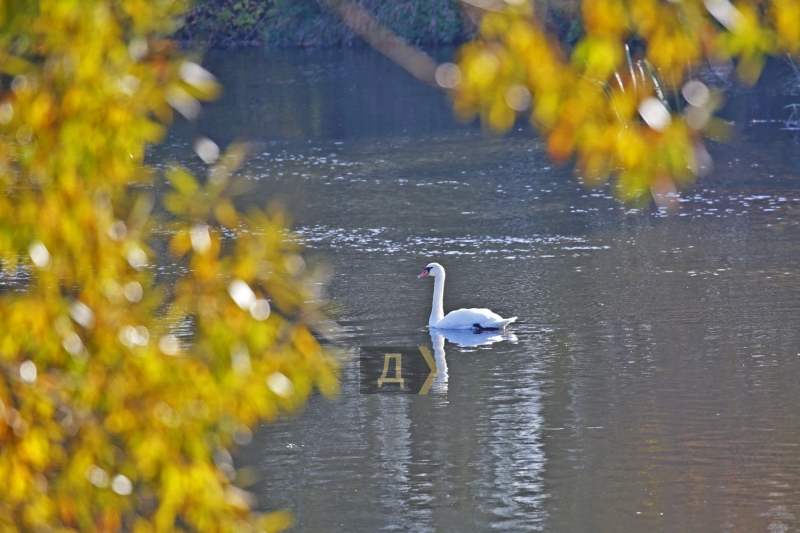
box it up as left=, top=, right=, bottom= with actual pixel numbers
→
left=452, top=0, right=800, bottom=202
left=0, top=2, right=337, bottom=532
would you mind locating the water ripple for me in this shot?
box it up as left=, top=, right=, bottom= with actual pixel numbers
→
left=296, top=225, right=610, bottom=258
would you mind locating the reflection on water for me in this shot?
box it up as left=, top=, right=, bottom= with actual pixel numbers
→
left=426, top=327, right=518, bottom=394
left=429, top=330, right=447, bottom=393
left=179, top=49, right=800, bottom=532
left=191, top=48, right=461, bottom=143
left=434, top=327, right=517, bottom=348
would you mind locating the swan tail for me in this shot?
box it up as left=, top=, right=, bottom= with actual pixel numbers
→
left=478, top=317, right=517, bottom=330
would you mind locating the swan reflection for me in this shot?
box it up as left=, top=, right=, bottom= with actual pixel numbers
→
left=427, top=327, right=517, bottom=394
left=432, top=327, right=518, bottom=348
left=429, top=329, right=448, bottom=393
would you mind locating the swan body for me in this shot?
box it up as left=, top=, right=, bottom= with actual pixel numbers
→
left=418, top=262, right=517, bottom=330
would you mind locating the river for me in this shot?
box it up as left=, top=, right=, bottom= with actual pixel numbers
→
left=167, top=47, right=800, bottom=532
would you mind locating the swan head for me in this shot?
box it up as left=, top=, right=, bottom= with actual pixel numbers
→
left=418, top=262, right=443, bottom=279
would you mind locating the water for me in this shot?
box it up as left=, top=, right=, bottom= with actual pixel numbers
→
left=174, top=48, right=800, bottom=532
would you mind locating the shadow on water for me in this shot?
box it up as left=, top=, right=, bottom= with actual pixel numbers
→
left=185, top=47, right=468, bottom=144
left=154, top=48, right=800, bottom=532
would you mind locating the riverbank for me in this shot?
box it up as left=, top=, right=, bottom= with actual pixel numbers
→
left=175, top=0, right=580, bottom=49
left=176, top=0, right=471, bottom=48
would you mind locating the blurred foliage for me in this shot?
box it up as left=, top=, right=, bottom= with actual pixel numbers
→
left=177, top=0, right=472, bottom=47
left=452, top=0, right=800, bottom=203
left=0, top=1, right=337, bottom=532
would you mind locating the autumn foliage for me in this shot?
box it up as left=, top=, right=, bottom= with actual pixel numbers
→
left=0, top=2, right=337, bottom=532
left=452, top=0, right=800, bottom=202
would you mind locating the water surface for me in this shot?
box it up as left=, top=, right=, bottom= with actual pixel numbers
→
left=177, top=48, right=800, bottom=532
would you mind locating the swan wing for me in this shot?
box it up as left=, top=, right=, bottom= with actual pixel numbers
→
left=434, top=308, right=515, bottom=330
left=481, top=316, right=517, bottom=329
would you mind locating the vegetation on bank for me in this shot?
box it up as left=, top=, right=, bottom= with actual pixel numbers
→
left=178, top=0, right=474, bottom=47
left=175, top=0, right=588, bottom=48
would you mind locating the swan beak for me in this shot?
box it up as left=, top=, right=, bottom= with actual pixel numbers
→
left=417, top=270, right=429, bottom=278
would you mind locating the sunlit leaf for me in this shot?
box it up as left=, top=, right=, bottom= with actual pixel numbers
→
left=454, top=0, right=797, bottom=202
left=167, top=167, right=200, bottom=197
left=0, top=3, right=338, bottom=532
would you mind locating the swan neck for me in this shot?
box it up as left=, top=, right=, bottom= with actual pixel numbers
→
left=430, top=272, right=445, bottom=326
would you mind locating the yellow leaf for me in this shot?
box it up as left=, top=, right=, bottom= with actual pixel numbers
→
left=163, top=191, right=189, bottom=216
left=169, top=231, right=191, bottom=258
left=213, top=200, right=238, bottom=229
left=487, top=96, right=516, bottom=133
left=257, top=510, right=294, bottom=533
left=167, top=167, right=199, bottom=197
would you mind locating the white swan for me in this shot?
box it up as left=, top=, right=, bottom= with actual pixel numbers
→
left=418, top=262, right=517, bottom=330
